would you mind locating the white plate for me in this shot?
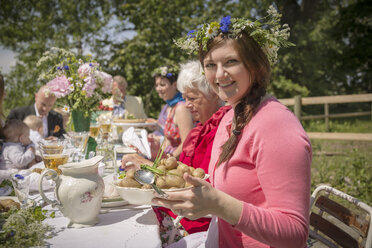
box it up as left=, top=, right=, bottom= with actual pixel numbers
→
left=0, top=185, right=13, bottom=196
left=113, top=122, right=157, bottom=127
left=113, top=174, right=210, bottom=205
left=116, top=147, right=136, bottom=154
left=101, top=197, right=128, bottom=208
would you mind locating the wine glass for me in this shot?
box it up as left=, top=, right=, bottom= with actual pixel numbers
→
left=10, top=173, right=31, bottom=208
left=64, top=131, right=89, bottom=162
left=89, top=124, right=100, bottom=139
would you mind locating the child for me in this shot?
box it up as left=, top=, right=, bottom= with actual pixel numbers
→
left=0, top=119, right=41, bottom=170
left=23, top=115, right=43, bottom=148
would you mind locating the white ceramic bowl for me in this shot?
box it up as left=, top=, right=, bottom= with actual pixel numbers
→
left=112, top=174, right=209, bottom=205
left=112, top=181, right=155, bottom=205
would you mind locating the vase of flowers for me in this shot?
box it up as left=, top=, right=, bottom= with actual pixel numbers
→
left=37, top=47, right=112, bottom=131
left=71, top=110, right=90, bottom=132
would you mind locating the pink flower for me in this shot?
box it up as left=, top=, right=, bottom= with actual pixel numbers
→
left=78, top=63, right=95, bottom=78
left=82, top=76, right=97, bottom=97
left=95, top=71, right=113, bottom=93
left=46, top=75, right=72, bottom=98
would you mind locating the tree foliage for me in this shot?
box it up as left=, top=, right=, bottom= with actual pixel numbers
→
left=0, top=0, right=370, bottom=117
left=0, top=0, right=113, bottom=113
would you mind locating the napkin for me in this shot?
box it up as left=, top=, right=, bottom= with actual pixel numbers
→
left=103, top=173, right=120, bottom=198
left=122, top=127, right=151, bottom=159
left=14, top=168, right=53, bottom=193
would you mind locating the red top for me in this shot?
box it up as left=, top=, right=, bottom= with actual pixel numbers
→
left=163, top=102, right=182, bottom=147
left=154, top=106, right=231, bottom=234
left=179, top=105, right=232, bottom=173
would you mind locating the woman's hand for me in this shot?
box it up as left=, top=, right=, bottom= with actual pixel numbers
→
left=152, top=173, right=243, bottom=225
left=152, top=173, right=218, bottom=220
left=45, top=136, right=58, bottom=141
left=145, top=118, right=160, bottom=131
left=121, top=153, right=152, bottom=171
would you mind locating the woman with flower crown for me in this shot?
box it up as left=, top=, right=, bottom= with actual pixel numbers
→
left=153, top=6, right=312, bottom=248
left=150, top=65, right=194, bottom=158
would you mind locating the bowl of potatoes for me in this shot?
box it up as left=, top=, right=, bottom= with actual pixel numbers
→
left=113, top=156, right=208, bottom=205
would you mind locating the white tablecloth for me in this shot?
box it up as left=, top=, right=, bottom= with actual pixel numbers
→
left=35, top=193, right=162, bottom=248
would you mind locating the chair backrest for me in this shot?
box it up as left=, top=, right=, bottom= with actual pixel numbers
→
left=309, top=185, right=372, bottom=248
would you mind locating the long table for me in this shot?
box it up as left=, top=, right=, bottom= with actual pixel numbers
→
left=37, top=192, right=162, bottom=248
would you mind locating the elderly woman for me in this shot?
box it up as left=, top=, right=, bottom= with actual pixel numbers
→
left=121, top=60, right=228, bottom=171
left=176, top=61, right=230, bottom=173
left=121, top=60, right=230, bottom=242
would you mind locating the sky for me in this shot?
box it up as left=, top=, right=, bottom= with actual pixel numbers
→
left=0, top=46, right=16, bottom=74
left=0, top=15, right=135, bottom=76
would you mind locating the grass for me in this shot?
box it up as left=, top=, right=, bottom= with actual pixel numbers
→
left=309, top=138, right=372, bottom=206
left=302, top=116, right=372, bottom=133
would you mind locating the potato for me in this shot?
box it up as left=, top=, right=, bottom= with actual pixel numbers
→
left=192, top=168, right=205, bottom=179
left=141, top=184, right=152, bottom=189
left=156, top=176, right=168, bottom=189
left=159, top=158, right=166, bottom=166
left=119, top=177, right=141, bottom=188
left=177, top=163, right=190, bottom=174
left=157, top=165, right=166, bottom=173
left=165, top=174, right=185, bottom=188
left=189, top=167, right=195, bottom=174
left=168, top=169, right=183, bottom=177
left=0, top=199, right=20, bottom=212
left=126, top=168, right=136, bottom=179
left=165, top=156, right=178, bottom=170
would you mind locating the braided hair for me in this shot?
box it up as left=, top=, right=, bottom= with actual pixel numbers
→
left=199, top=32, right=271, bottom=166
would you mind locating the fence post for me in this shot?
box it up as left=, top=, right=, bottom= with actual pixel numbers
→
left=324, top=103, right=329, bottom=131
left=294, top=95, right=302, bottom=121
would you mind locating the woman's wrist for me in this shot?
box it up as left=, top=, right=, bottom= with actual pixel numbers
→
left=213, top=190, right=243, bottom=226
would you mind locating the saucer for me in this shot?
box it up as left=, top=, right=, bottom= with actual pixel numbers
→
left=101, top=197, right=128, bottom=208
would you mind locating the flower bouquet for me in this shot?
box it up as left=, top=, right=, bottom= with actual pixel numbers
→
left=37, top=47, right=113, bottom=131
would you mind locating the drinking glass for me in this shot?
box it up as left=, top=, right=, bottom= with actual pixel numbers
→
left=98, top=115, right=113, bottom=142
left=89, top=124, right=100, bottom=139
left=10, top=174, right=31, bottom=208
left=96, top=143, right=117, bottom=174
left=40, top=143, right=71, bottom=174
left=39, top=139, right=66, bottom=155
left=64, top=131, right=89, bottom=162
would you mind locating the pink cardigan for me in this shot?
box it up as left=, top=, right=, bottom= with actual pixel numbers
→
left=208, top=97, right=312, bottom=248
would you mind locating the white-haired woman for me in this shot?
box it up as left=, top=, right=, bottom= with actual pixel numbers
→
left=121, top=60, right=230, bottom=243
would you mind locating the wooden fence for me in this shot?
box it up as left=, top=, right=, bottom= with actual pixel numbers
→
left=278, top=93, right=372, bottom=140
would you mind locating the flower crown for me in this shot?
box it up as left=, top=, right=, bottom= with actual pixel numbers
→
left=174, top=5, right=294, bottom=64
left=152, top=65, right=179, bottom=79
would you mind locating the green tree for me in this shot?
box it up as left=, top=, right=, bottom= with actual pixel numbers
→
left=331, top=0, right=372, bottom=93
left=1, top=0, right=370, bottom=117
left=0, top=0, right=113, bottom=113
left=109, top=0, right=238, bottom=117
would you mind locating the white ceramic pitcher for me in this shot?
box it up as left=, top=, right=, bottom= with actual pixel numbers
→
left=38, top=156, right=104, bottom=228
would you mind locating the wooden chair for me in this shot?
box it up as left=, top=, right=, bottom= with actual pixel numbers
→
left=309, top=185, right=372, bottom=248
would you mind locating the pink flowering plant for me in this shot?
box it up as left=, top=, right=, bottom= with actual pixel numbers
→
left=37, top=47, right=112, bottom=116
